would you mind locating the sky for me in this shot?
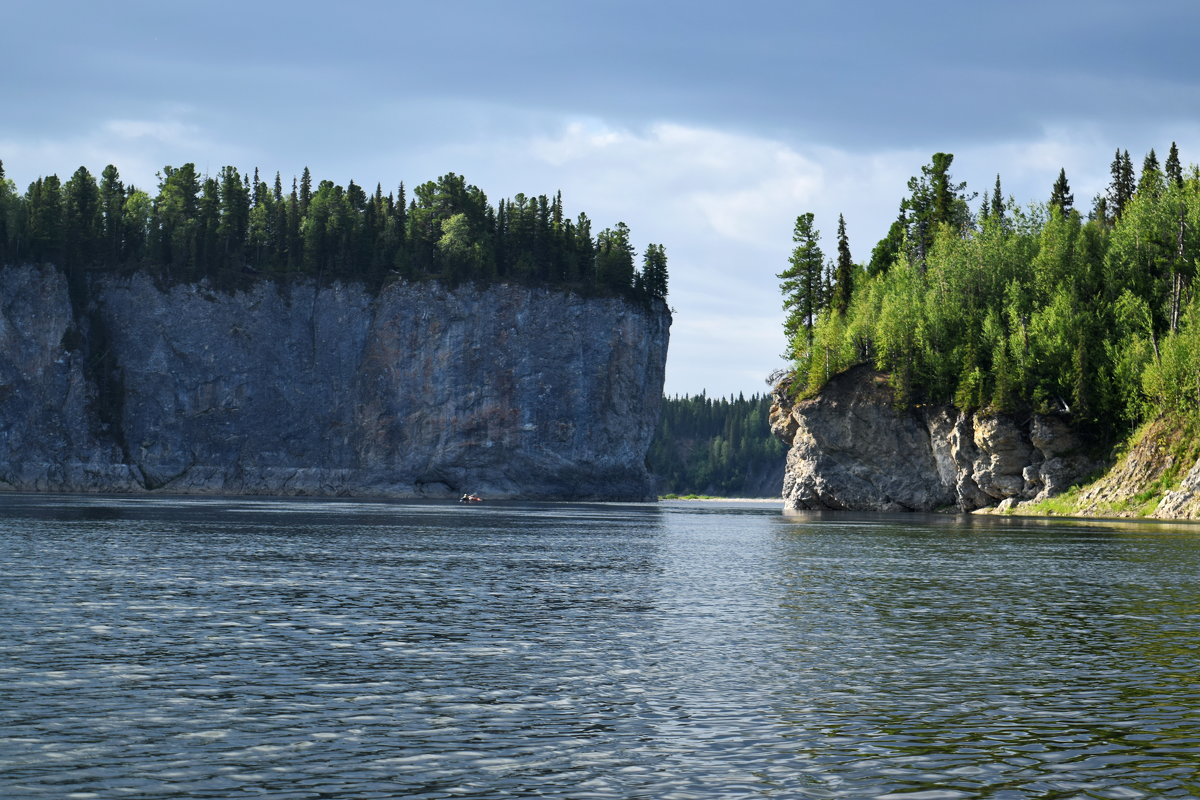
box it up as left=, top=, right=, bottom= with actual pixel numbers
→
left=5, top=0, right=1200, bottom=397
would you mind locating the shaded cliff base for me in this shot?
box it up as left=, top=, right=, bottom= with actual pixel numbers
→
left=771, top=365, right=1200, bottom=521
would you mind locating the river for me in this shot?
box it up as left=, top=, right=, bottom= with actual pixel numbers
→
left=2, top=494, right=1199, bottom=798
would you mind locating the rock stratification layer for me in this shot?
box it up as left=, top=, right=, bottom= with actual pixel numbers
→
left=770, top=365, right=1099, bottom=512
left=0, top=265, right=670, bottom=499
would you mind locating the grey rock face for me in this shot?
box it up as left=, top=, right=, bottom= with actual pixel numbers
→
left=771, top=366, right=1099, bottom=512
left=971, top=414, right=1035, bottom=500
left=774, top=366, right=955, bottom=511
left=0, top=265, right=670, bottom=500
left=1156, top=458, right=1200, bottom=518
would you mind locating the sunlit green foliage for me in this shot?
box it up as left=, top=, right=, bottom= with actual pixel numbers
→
left=786, top=148, right=1200, bottom=440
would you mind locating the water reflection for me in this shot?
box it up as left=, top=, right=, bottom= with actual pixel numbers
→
left=2, top=496, right=1200, bottom=798
left=767, top=512, right=1200, bottom=797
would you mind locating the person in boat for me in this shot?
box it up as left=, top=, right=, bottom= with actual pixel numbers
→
left=459, top=493, right=483, bottom=503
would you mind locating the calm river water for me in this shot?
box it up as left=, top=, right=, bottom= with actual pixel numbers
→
left=2, top=494, right=1200, bottom=799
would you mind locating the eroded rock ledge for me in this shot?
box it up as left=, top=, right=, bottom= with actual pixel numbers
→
left=769, top=365, right=1100, bottom=512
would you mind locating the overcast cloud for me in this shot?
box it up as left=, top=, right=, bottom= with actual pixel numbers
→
left=5, top=0, right=1200, bottom=395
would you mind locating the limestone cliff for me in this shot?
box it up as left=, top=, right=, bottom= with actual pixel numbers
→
left=770, top=365, right=1101, bottom=513
left=0, top=264, right=670, bottom=500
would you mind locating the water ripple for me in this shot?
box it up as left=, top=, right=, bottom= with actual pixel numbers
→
left=2, top=497, right=1200, bottom=798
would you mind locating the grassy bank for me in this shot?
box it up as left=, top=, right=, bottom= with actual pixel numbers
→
left=1006, top=412, right=1200, bottom=519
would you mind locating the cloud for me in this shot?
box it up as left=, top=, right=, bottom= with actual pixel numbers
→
left=8, top=106, right=1200, bottom=398
left=1, top=110, right=243, bottom=190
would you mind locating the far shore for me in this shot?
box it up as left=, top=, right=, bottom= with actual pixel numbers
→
left=660, top=496, right=780, bottom=503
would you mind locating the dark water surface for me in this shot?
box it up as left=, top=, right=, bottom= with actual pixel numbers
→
left=3, top=495, right=1200, bottom=799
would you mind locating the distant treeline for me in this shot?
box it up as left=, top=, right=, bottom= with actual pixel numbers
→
left=647, top=393, right=786, bottom=497
left=781, top=143, right=1200, bottom=439
left=0, top=160, right=667, bottom=301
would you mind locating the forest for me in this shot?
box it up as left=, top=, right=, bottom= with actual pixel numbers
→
left=647, top=393, right=786, bottom=497
left=0, top=160, right=668, bottom=302
left=781, top=144, right=1200, bottom=442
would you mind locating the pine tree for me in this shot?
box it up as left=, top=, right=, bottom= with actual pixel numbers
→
left=1049, top=168, right=1074, bottom=214
left=900, top=152, right=972, bottom=269
left=779, top=212, right=825, bottom=357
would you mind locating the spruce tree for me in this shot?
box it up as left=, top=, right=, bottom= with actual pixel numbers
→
left=1165, top=142, right=1184, bottom=187
left=990, top=174, right=1004, bottom=220
left=830, top=213, right=854, bottom=313
left=62, top=166, right=102, bottom=269
left=1049, top=168, right=1074, bottom=215
left=595, top=222, right=635, bottom=291
left=299, top=167, right=312, bottom=214
left=641, top=243, right=668, bottom=300
left=99, top=164, right=125, bottom=265
left=26, top=176, right=63, bottom=264
left=1139, top=149, right=1162, bottom=196
left=1108, top=149, right=1135, bottom=220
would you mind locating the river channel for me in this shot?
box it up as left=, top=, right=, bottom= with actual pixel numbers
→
left=2, top=495, right=1198, bottom=798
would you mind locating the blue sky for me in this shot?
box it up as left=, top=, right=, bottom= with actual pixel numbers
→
left=6, top=0, right=1200, bottom=396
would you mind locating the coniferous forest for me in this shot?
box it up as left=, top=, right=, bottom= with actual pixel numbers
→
left=781, top=144, right=1200, bottom=444
left=646, top=393, right=786, bottom=497
left=0, top=161, right=668, bottom=302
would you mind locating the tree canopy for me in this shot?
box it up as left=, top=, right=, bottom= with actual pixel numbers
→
left=782, top=146, right=1200, bottom=443
left=647, top=392, right=786, bottom=496
left=0, top=160, right=668, bottom=304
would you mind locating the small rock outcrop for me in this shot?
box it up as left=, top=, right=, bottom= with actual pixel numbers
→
left=770, top=366, right=1101, bottom=512
left=0, top=264, right=670, bottom=500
